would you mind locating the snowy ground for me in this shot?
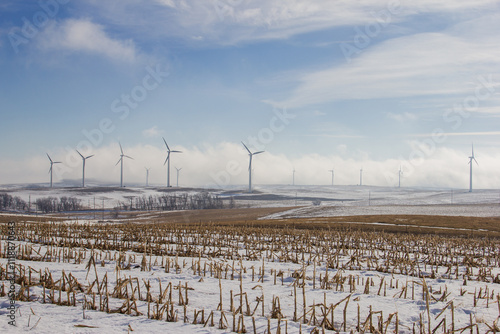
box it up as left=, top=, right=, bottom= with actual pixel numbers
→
left=1, top=185, right=500, bottom=333
left=2, top=232, right=500, bottom=334
left=261, top=203, right=500, bottom=220
left=2, top=184, right=500, bottom=218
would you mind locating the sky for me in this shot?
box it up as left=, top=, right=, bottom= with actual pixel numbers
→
left=1, top=0, right=500, bottom=189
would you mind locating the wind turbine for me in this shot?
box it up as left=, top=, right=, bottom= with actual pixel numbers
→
left=359, top=168, right=363, bottom=186
left=328, top=168, right=334, bottom=186
left=145, top=167, right=151, bottom=187
left=175, top=167, right=182, bottom=187
left=468, top=144, right=478, bottom=192
left=46, top=154, right=61, bottom=188
left=115, top=142, right=133, bottom=187
left=398, top=166, right=403, bottom=188
left=162, top=138, right=182, bottom=187
left=292, top=168, right=295, bottom=186
left=76, top=150, right=94, bottom=188
left=242, top=142, right=264, bottom=193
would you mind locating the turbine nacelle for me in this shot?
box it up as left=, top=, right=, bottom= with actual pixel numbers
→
left=242, top=141, right=265, bottom=192
left=162, top=138, right=182, bottom=165
left=76, top=150, right=94, bottom=161
left=46, top=153, right=61, bottom=173
left=116, top=142, right=133, bottom=187
left=241, top=141, right=264, bottom=171
left=468, top=143, right=478, bottom=192
left=162, top=137, right=182, bottom=187
left=116, top=142, right=133, bottom=165
left=76, top=150, right=93, bottom=188
left=468, top=144, right=478, bottom=164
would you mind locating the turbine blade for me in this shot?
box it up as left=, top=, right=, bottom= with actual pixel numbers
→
left=171, top=150, right=182, bottom=153
left=163, top=154, right=169, bottom=165
left=54, top=161, right=62, bottom=164
left=86, top=155, right=94, bottom=159
left=115, top=157, right=122, bottom=166
left=76, top=150, right=84, bottom=159
left=119, top=142, right=123, bottom=155
left=241, top=141, right=251, bottom=154
left=162, top=137, right=170, bottom=151
left=48, top=166, right=52, bottom=174
left=124, top=155, right=133, bottom=160
left=253, top=151, right=265, bottom=155
left=46, top=153, right=53, bottom=163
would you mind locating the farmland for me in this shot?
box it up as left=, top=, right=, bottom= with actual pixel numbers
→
left=1, top=186, right=500, bottom=333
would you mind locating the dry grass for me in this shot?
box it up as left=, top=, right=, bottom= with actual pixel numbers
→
left=2, top=205, right=500, bottom=237
left=2, top=208, right=500, bottom=333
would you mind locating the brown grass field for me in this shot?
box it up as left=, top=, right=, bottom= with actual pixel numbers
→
left=2, top=206, right=500, bottom=238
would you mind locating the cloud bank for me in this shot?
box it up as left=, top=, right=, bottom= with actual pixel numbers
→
left=1, top=141, right=498, bottom=190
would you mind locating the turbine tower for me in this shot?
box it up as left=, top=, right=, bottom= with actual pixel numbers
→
left=175, top=167, right=182, bottom=187
left=398, top=166, right=403, bottom=188
left=468, top=144, right=478, bottom=192
left=359, top=168, right=363, bottom=186
left=162, top=138, right=182, bottom=187
left=46, top=154, right=61, bottom=188
left=242, top=142, right=264, bottom=193
left=115, top=142, right=133, bottom=187
left=328, top=168, right=334, bottom=186
left=292, top=168, right=295, bottom=186
left=145, top=167, right=151, bottom=187
left=76, top=150, right=94, bottom=188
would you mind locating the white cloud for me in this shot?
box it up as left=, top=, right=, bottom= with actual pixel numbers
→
left=272, top=14, right=500, bottom=108
left=38, top=19, right=136, bottom=62
left=154, top=0, right=177, bottom=8
left=410, top=131, right=500, bottom=137
left=82, top=0, right=498, bottom=45
left=386, top=112, right=417, bottom=122
left=142, top=126, right=163, bottom=138
left=313, top=110, right=326, bottom=116
left=2, top=141, right=500, bottom=189
left=337, top=144, right=348, bottom=155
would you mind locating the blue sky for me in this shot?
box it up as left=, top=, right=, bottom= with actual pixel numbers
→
left=1, top=0, right=500, bottom=189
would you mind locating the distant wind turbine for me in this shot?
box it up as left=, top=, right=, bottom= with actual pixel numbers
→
left=359, top=168, right=363, bottom=186
left=242, top=142, right=264, bottom=193
left=328, top=168, right=334, bottom=186
left=175, top=167, right=182, bottom=187
left=468, top=144, right=478, bottom=192
left=76, top=150, right=94, bottom=188
left=398, top=166, right=403, bottom=188
left=292, top=168, right=295, bottom=186
left=46, top=154, right=61, bottom=188
left=145, top=167, right=151, bottom=187
left=162, top=138, right=182, bottom=187
left=115, top=142, right=133, bottom=187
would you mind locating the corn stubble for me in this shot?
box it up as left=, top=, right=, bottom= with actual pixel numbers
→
left=1, top=219, right=500, bottom=333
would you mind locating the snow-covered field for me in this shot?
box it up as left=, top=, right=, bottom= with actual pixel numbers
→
left=1, top=218, right=500, bottom=333
left=1, top=184, right=500, bottom=333
left=2, top=184, right=500, bottom=218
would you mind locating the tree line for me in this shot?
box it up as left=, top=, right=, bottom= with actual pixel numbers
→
left=34, top=196, right=82, bottom=213
left=1, top=192, right=234, bottom=214
left=117, top=192, right=233, bottom=211
left=0, top=193, right=83, bottom=213
left=0, top=193, right=28, bottom=211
